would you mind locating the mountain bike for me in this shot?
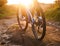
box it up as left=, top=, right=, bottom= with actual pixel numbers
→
left=17, top=1, right=46, bottom=40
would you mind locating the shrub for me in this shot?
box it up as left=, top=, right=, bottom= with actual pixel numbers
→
left=45, top=7, right=60, bottom=22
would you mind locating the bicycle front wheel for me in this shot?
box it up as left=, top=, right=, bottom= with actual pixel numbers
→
left=31, top=6, right=46, bottom=41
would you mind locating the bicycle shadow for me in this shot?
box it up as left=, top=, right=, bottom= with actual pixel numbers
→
left=5, top=24, right=60, bottom=46
left=5, top=23, right=46, bottom=46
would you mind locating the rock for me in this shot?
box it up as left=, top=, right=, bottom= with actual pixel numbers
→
left=55, top=29, right=59, bottom=32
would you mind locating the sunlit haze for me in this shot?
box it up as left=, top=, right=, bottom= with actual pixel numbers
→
left=7, top=0, right=33, bottom=6
left=38, top=0, right=55, bottom=4
left=7, top=0, right=55, bottom=5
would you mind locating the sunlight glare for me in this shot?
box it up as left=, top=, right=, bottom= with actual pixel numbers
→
left=7, top=0, right=55, bottom=6
left=38, top=0, right=55, bottom=4
left=19, top=0, right=33, bottom=6
left=7, top=0, right=19, bottom=4
left=7, top=0, right=33, bottom=6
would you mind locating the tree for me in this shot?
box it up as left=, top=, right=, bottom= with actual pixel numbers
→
left=55, top=0, right=60, bottom=7
left=0, top=0, right=7, bottom=7
left=0, top=0, right=7, bottom=19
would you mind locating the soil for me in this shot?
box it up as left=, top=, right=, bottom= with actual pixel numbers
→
left=0, top=17, right=60, bottom=46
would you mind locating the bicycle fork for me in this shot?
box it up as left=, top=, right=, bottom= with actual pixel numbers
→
left=31, top=19, right=38, bottom=40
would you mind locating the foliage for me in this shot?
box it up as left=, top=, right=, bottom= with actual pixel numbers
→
left=45, top=1, right=60, bottom=22
left=55, top=0, right=60, bottom=7
left=0, top=0, right=8, bottom=19
left=0, top=5, right=7, bottom=19
left=45, top=6, right=60, bottom=22
left=0, top=0, right=17, bottom=19
left=0, top=0, right=7, bottom=7
left=0, top=5, right=17, bottom=19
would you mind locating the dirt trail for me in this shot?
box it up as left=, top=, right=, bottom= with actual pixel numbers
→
left=0, top=17, right=60, bottom=46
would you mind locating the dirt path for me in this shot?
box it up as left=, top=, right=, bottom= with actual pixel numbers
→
left=0, top=18, right=60, bottom=46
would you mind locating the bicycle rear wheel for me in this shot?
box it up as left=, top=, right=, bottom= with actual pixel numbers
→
left=17, top=7, right=28, bottom=31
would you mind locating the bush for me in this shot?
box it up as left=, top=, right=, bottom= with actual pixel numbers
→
left=45, top=7, right=60, bottom=22
left=0, top=5, right=17, bottom=19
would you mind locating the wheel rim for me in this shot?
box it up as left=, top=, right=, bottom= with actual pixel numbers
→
left=31, top=7, right=46, bottom=40
left=17, top=8, right=28, bottom=31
